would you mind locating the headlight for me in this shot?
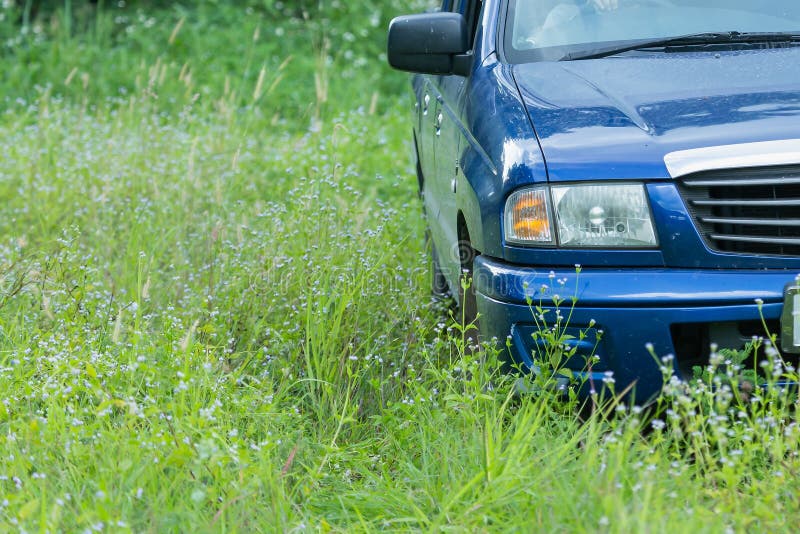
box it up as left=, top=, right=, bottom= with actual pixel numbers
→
left=552, top=184, right=656, bottom=247
left=504, top=183, right=657, bottom=247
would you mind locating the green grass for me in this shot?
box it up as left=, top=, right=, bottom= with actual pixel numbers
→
left=1, top=1, right=799, bottom=531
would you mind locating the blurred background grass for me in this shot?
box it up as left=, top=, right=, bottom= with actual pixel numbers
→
left=0, top=0, right=433, bottom=122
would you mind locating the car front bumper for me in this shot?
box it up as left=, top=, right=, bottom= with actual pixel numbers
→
left=473, top=255, right=797, bottom=404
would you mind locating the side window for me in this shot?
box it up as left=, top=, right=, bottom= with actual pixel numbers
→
left=452, top=0, right=482, bottom=48
left=441, top=0, right=453, bottom=11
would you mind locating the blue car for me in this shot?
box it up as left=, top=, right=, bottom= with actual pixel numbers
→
left=388, top=0, right=800, bottom=403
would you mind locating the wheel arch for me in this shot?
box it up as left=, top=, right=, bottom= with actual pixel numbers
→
left=456, top=171, right=486, bottom=255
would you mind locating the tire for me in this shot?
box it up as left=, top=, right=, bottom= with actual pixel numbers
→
left=430, top=237, right=451, bottom=299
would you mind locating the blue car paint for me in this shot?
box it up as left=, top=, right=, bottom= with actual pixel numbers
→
left=405, top=0, right=800, bottom=403
left=515, top=49, right=800, bottom=184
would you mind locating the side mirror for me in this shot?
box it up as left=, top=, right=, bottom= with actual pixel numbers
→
left=387, top=12, right=473, bottom=76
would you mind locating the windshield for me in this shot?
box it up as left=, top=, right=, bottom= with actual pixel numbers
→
left=506, top=0, right=800, bottom=62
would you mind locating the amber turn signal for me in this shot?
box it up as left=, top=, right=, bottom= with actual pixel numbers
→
left=504, top=188, right=552, bottom=244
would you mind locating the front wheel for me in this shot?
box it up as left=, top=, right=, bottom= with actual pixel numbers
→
left=429, top=232, right=450, bottom=300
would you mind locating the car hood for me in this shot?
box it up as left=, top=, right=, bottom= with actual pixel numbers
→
left=512, top=48, right=800, bottom=182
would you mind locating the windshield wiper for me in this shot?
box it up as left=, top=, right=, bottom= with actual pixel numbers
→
left=563, top=31, right=800, bottom=61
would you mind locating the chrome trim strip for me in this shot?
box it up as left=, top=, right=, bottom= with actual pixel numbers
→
left=693, top=199, right=800, bottom=207
left=710, top=234, right=800, bottom=246
left=702, top=218, right=800, bottom=227
left=664, top=139, right=800, bottom=178
left=683, top=176, right=800, bottom=187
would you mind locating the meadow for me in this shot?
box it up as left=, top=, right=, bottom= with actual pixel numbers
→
left=0, top=1, right=798, bottom=531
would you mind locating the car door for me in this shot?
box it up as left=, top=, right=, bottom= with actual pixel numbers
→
left=418, top=77, right=442, bottom=222
left=418, top=0, right=452, bottom=229
left=429, top=0, right=482, bottom=290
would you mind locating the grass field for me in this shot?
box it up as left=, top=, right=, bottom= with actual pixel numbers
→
left=0, top=1, right=799, bottom=531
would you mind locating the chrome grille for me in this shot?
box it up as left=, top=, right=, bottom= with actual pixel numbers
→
left=676, top=166, right=800, bottom=256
